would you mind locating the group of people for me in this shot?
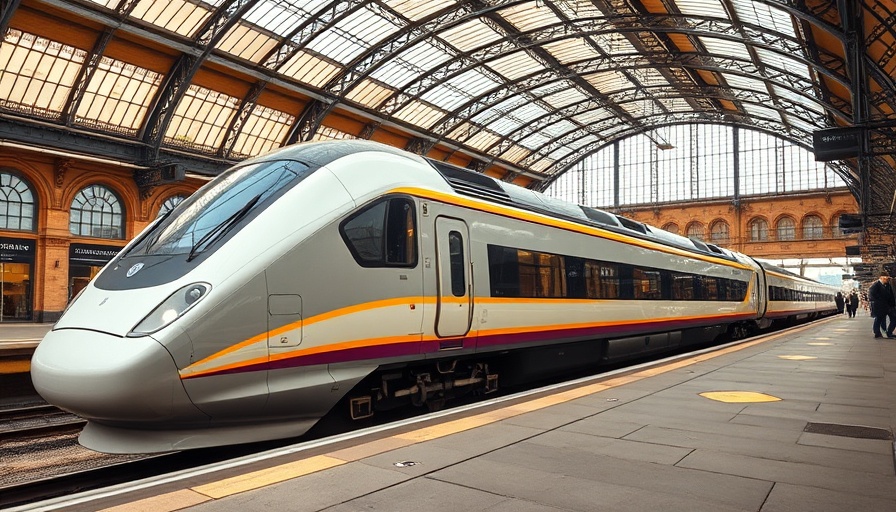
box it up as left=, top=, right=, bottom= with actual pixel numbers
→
left=867, top=271, right=896, bottom=339
left=834, top=290, right=860, bottom=318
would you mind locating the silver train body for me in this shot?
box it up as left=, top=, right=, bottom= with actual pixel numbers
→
left=31, top=141, right=838, bottom=453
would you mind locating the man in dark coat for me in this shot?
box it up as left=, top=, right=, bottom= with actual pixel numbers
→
left=867, top=271, right=896, bottom=338
left=848, top=291, right=860, bottom=318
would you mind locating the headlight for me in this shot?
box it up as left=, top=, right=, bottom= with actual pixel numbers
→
left=128, top=283, right=210, bottom=336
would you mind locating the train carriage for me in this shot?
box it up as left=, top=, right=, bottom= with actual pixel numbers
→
left=30, top=140, right=838, bottom=453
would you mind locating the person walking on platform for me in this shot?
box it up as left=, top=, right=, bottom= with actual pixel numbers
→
left=835, top=292, right=845, bottom=314
left=867, top=271, right=896, bottom=338
left=848, top=291, right=859, bottom=318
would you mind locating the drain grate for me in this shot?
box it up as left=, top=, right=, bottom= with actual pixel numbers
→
left=804, top=422, right=893, bottom=440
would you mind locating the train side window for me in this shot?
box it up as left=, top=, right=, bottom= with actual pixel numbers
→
left=633, top=268, right=661, bottom=299
left=341, top=197, right=417, bottom=268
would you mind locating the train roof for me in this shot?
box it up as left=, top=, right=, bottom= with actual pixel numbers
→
left=757, top=261, right=834, bottom=287
left=246, top=141, right=743, bottom=266
left=426, top=157, right=737, bottom=263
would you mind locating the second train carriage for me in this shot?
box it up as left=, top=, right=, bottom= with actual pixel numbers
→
left=31, top=140, right=838, bottom=453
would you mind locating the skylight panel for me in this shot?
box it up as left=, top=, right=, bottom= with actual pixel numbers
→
left=624, top=99, right=674, bottom=119
left=744, top=104, right=781, bottom=122
left=369, top=40, right=452, bottom=88
left=530, top=157, right=554, bottom=173
left=509, top=102, right=550, bottom=124
left=230, top=105, right=295, bottom=158
left=130, top=0, right=214, bottom=38
left=306, top=6, right=401, bottom=65
left=487, top=51, right=543, bottom=81
left=731, top=0, right=797, bottom=38
left=164, top=85, right=239, bottom=153
left=0, top=30, right=83, bottom=120
left=312, top=126, right=356, bottom=141
left=420, top=69, right=499, bottom=110
left=786, top=118, right=818, bottom=136
left=589, top=32, right=636, bottom=56
left=394, top=99, right=447, bottom=128
left=572, top=107, right=615, bottom=125
left=500, top=144, right=531, bottom=163
left=478, top=95, right=530, bottom=123
left=467, top=129, right=502, bottom=151
left=583, top=70, right=635, bottom=93
left=499, top=2, right=563, bottom=32
left=482, top=113, right=524, bottom=136
left=81, top=0, right=121, bottom=8
left=541, top=86, right=589, bottom=109
left=540, top=119, right=578, bottom=138
left=520, top=131, right=550, bottom=150
left=547, top=145, right=574, bottom=162
left=343, top=78, right=395, bottom=108
left=75, top=57, right=161, bottom=136
left=772, top=85, right=818, bottom=108
left=699, top=36, right=751, bottom=61
left=385, top=0, right=454, bottom=21
left=240, top=0, right=325, bottom=37
left=676, top=0, right=728, bottom=19
left=216, top=23, right=280, bottom=63
left=279, top=51, right=342, bottom=87
left=438, top=18, right=504, bottom=52
left=722, top=72, right=768, bottom=93
left=628, top=67, right=670, bottom=88
left=755, top=47, right=810, bottom=80
left=542, top=38, right=601, bottom=64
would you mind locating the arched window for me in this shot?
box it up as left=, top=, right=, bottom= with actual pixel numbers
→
left=710, top=220, right=729, bottom=243
left=662, top=222, right=679, bottom=235
left=748, top=218, right=768, bottom=241
left=158, top=194, right=187, bottom=218
left=70, top=184, right=124, bottom=239
left=803, top=215, right=824, bottom=239
left=776, top=217, right=796, bottom=241
left=686, top=222, right=704, bottom=241
left=0, top=172, right=35, bottom=231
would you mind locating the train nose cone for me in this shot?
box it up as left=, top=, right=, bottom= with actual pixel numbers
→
left=31, top=329, right=206, bottom=424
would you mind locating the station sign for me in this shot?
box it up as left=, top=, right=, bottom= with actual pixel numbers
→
left=0, top=237, right=35, bottom=263
left=69, top=243, right=123, bottom=266
left=813, top=127, right=863, bottom=161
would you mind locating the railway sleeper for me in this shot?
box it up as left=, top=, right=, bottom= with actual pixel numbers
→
left=348, top=362, right=498, bottom=420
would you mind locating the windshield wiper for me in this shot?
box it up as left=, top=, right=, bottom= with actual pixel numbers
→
left=187, top=194, right=262, bottom=262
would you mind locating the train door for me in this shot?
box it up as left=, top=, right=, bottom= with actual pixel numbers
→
left=434, top=217, right=472, bottom=338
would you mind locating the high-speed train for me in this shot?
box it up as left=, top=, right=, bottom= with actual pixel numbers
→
left=31, top=140, right=838, bottom=453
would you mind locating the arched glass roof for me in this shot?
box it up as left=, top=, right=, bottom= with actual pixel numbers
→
left=0, top=0, right=894, bottom=222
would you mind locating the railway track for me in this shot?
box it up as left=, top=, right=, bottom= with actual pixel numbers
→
left=0, top=402, right=86, bottom=442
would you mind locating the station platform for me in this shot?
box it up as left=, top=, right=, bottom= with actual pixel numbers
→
left=0, top=323, right=52, bottom=372
left=15, top=314, right=896, bottom=512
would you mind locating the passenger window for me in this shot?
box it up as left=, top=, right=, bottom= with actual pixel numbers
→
left=448, top=231, right=465, bottom=296
left=341, top=198, right=416, bottom=267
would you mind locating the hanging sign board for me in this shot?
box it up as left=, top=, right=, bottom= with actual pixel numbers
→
left=813, top=127, right=863, bottom=161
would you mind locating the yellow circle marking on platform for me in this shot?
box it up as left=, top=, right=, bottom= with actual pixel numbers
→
left=699, top=391, right=782, bottom=403
left=778, top=355, right=818, bottom=360
left=807, top=342, right=832, bottom=346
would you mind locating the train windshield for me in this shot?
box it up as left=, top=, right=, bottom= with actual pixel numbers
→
left=129, top=159, right=312, bottom=257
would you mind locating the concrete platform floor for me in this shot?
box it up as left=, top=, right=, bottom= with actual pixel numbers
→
left=22, top=315, right=896, bottom=512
